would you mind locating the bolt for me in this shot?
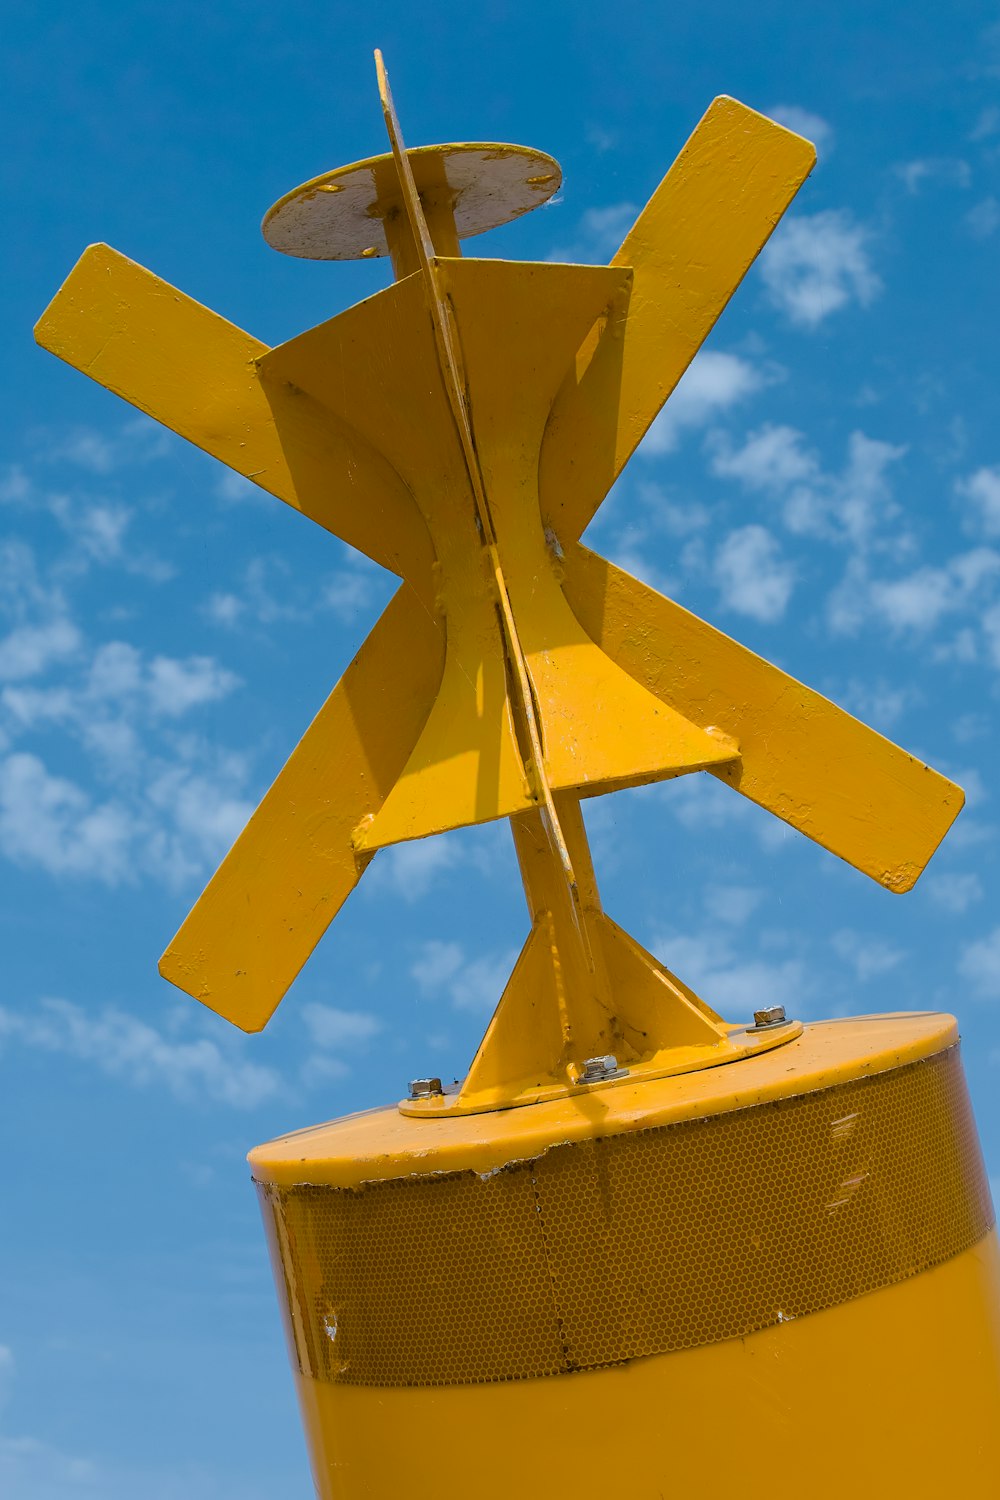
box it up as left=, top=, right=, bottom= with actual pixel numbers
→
left=408, top=1076, right=443, bottom=1099
left=580, top=1054, right=626, bottom=1083
left=752, top=1005, right=787, bottom=1029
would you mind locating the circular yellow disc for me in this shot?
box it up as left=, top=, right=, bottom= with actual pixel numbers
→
left=261, top=141, right=562, bottom=260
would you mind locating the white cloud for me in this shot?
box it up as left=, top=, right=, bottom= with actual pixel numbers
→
left=549, top=201, right=638, bottom=261
left=410, top=939, right=517, bottom=1012
left=768, top=104, right=834, bottom=156
left=711, top=422, right=816, bottom=491
left=0, top=619, right=80, bottom=682
left=829, top=549, right=1000, bottom=638
left=0, top=753, right=134, bottom=882
left=702, top=884, right=762, bottom=926
left=145, top=758, right=252, bottom=881
left=759, top=210, right=881, bottom=328
left=923, top=872, right=983, bottom=913
left=411, top=939, right=464, bottom=992
left=958, top=465, right=1000, bottom=536
left=146, top=655, right=240, bottom=716
left=710, top=426, right=905, bottom=546
left=300, top=1004, right=382, bottom=1049
left=836, top=678, right=918, bottom=730
left=2, top=639, right=239, bottom=736
left=714, top=524, right=794, bottom=621
left=641, top=351, right=769, bottom=455
left=652, top=929, right=808, bottom=1019
left=894, top=158, right=971, bottom=194
left=0, top=745, right=252, bottom=890
left=48, top=497, right=132, bottom=565
left=372, top=836, right=463, bottom=902
left=206, top=553, right=383, bottom=631
left=959, top=927, right=1000, bottom=998
left=965, top=197, right=1000, bottom=239
left=0, top=998, right=279, bottom=1107
left=831, top=929, right=905, bottom=982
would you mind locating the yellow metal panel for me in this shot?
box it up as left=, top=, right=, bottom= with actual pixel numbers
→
left=158, top=584, right=444, bottom=1031
left=249, top=1011, right=960, bottom=1186
left=263, top=261, right=737, bottom=850
left=289, top=1233, right=1000, bottom=1499
left=34, top=243, right=433, bottom=585
left=256, top=1042, right=990, bottom=1386
left=563, top=543, right=964, bottom=890
left=539, top=97, right=816, bottom=541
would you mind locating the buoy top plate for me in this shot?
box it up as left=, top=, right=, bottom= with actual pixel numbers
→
left=261, top=141, right=562, bottom=260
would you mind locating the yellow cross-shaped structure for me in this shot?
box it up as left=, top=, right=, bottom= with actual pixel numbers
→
left=35, top=54, right=963, bottom=1114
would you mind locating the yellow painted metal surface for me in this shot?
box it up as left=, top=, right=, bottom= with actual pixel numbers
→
left=250, top=1011, right=958, bottom=1185
left=36, top=53, right=999, bottom=1499
left=33, top=243, right=433, bottom=587
left=36, top=53, right=963, bottom=1108
left=288, top=1232, right=1000, bottom=1499
left=564, top=544, right=963, bottom=890
left=159, top=584, right=443, bottom=1031
left=257, top=1041, right=991, bottom=1385
left=540, top=94, right=817, bottom=541
left=250, top=1013, right=1000, bottom=1497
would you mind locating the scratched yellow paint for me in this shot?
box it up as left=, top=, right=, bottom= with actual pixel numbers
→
left=35, top=75, right=963, bottom=1067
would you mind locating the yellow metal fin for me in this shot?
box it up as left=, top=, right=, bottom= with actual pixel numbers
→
left=564, top=544, right=964, bottom=891
left=34, top=243, right=432, bottom=583
left=539, top=97, right=817, bottom=542
left=158, top=584, right=444, bottom=1031
left=451, top=910, right=728, bottom=1113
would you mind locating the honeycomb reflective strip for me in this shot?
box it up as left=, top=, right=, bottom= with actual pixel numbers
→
left=255, top=1045, right=994, bottom=1387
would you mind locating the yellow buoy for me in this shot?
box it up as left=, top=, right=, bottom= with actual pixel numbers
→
left=35, top=46, right=998, bottom=1500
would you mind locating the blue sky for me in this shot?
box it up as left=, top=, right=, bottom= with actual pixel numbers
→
left=5, top=1, right=1000, bottom=1494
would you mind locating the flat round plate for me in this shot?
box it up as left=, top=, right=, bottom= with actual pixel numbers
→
left=261, top=141, right=562, bottom=260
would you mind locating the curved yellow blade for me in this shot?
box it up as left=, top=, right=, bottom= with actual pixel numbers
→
left=34, top=243, right=431, bottom=583
left=563, top=544, right=964, bottom=891
left=539, top=97, right=817, bottom=542
left=158, top=584, right=444, bottom=1031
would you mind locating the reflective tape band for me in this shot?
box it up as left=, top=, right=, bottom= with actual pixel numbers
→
left=257, top=1044, right=994, bottom=1387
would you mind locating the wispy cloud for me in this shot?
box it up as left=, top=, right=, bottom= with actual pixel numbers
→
left=206, top=551, right=385, bottom=631
left=710, top=426, right=906, bottom=547
left=894, top=157, right=971, bottom=194
left=768, top=104, right=834, bottom=156
left=651, top=927, right=809, bottom=1020
left=0, top=999, right=280, bottom=1107
left=959, top=927, right=1000, bottom=998
left=958, top=464, right=1000, bottom=536
left=300, top=1004, right=382, bottom=1049
left=923, top=871, right=983, bottom=913
left=829, top=549, right=1000, bottom=638
left=759, top=210, right=881, bottom=328
left=641, top=350, right=774, bottom=455
left=548, top=201, right=638, bottom=262
left=831, top=929, right=905, bottom=981
left=410, top=939, right=517, bottom=1012
left=965, top=197, right=1000, bottom=239
left=714, top=524, right=795, bottom=622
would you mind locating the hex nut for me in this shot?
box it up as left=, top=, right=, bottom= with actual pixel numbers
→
left=409, top=1076, right=444, bottom=1099
left=752, top=1005, right=787, bottom=1029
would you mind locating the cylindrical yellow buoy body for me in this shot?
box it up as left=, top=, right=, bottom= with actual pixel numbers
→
left=250, top=1013, right=1000, bottom=1498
